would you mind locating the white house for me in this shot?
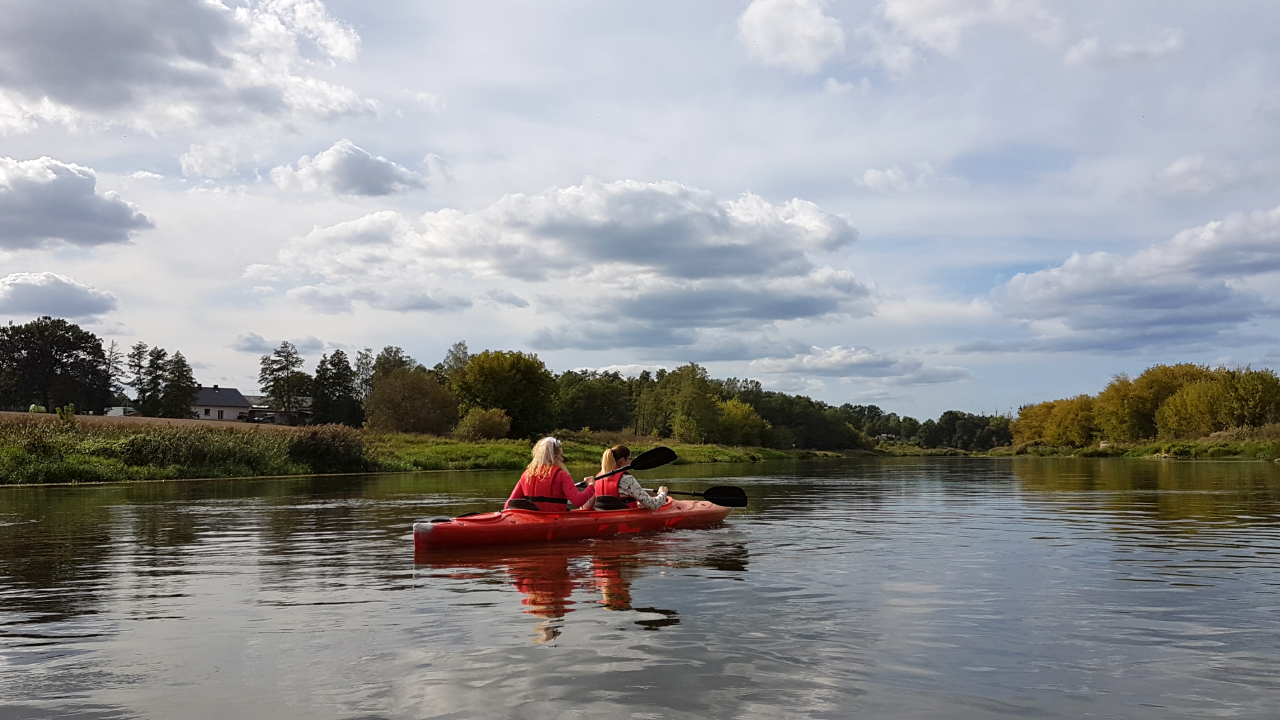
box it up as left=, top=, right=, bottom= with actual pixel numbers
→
left=193, top=385, right=251, bottom=421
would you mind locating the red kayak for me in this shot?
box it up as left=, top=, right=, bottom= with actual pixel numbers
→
left=414, top=499, right=733, bottom=551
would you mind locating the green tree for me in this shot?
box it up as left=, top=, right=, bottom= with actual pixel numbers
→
left=750, top=391, right=864, bottom=449
left=630, top=371, right=668, bottom=437
left=373, top=346, right=417, bottom=381
left=137, top=346, right=170, bottom=416
left=433, top=340, right=470, bottom=389
left=657, top=364, right=720, bottom=443
left=312, top=349, right=364, bottom=427
left=365, top=367, right=459, bottom=434
left=0, top=316, right=112, bottom=412
left=554, top=370, right=633, bottom=431
left=716, top=398, right=771, bottom=446
left=157, top=352, right=198, bottom=418
left=259, top=341, right=311, bottom=424
left=454, top=350, right=556, bottom=438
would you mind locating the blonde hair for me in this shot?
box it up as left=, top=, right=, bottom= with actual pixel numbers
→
left=526, top=437, right=566, bottom=475
left=600, top=445, right=630, bottom=475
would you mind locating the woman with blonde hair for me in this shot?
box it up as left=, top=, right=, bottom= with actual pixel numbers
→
left=506, top=437, right=595, bottom=512
left=583, top=445, right=668, bottom=511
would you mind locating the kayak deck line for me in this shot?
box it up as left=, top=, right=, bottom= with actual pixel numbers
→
left=414, top=499, right=733, bottom=550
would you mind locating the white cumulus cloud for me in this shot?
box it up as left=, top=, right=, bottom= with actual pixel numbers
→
left=859, top=162, right=935, bottom=192
left=247, top=180, right=866, bottom=350
left=0, top=272, right=118, bottom=319
left=751, top=345, right=971, bottom=385
left=738, top=0, right=845, bottom=74
left=271, top=139, right=425, bottom=196
left=0, top=0, right=374, bottom=134
left=983, top=204, right=1280, bottom=352
left=0, top=157, right=153, bottom=249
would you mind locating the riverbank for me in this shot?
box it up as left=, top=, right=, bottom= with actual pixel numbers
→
left=0, top=414, right=842, bottom=484
left=876, top=426, right=1280, bottom=461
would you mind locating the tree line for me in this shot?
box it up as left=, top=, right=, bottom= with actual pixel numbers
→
left=1012, top=363, right=1280, bottom=447
left=267, top=339, right=1012, bottom=451
left=2, top=315, right=1014, bottom=451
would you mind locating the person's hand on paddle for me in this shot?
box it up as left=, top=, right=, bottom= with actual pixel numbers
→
left=581, top=476, right=596, bottom=486
left=658, top=486, right=668, bottom=495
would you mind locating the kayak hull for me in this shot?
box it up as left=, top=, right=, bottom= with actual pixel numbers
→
left=414, top=499, right=732, bottom=551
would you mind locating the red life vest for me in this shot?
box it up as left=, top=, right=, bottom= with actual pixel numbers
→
left=520, top=467, right=570, bottom=512
left=595, top=472, right=639, bottom=509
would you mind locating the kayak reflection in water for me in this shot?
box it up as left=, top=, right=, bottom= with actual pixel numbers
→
left=580, top=445, right=668, bottom=511
left=506, top=436, right=595, bottom=512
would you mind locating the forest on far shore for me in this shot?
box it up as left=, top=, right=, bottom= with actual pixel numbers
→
left=1012, top=364, right=1280, bottom=447
left=1, top=316, right=1017, bottom=453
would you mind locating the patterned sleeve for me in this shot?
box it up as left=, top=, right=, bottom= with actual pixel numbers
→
left=617, top=474, right=667, bottom=510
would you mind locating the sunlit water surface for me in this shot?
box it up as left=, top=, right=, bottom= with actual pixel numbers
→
left=3, top=458, right=1280, bottom=719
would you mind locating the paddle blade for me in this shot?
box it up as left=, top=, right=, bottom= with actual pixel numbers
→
left=700, top=486, right=748, bottom=508
left=628, top=446, right=678, bottom=471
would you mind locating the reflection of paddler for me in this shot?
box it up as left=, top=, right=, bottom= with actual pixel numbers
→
left=591, top=546, right=642, bottom=611
left=506, top=551, right=576, bottom=643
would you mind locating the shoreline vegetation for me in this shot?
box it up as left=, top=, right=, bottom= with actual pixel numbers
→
left=0, top=413, right=846, bottom=485
left=4, top=410, right=1276, bottom=487
left=879, top=424, right=1280, bottom=461
left=5, top=316, right=1280, bottom=483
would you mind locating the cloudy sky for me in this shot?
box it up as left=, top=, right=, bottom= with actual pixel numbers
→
left=2, top=0, right=1278, bottom=418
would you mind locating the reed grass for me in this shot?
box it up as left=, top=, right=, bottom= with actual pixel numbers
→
left=0, top=418, right=842, bottom=484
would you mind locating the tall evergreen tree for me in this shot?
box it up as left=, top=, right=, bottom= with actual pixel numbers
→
left=136, top=346, right=170, bottom=416
left=259, top=341, right=310, bottom=424
left=157, top=352, right=198, bottom=418
left=312, top=349, right=364, bottom=427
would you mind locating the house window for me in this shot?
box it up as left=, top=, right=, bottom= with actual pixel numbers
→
left=204, top=408, right=210, bottom=416
left=218, top=410, right=224, bottom=420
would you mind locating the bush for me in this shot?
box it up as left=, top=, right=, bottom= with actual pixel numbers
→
left=288, top=424, right=370, bottom=473
left=452, top=408, right=512, bottom=441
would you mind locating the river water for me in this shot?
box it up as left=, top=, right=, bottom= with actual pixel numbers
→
left=2, top=458, right=1280, bottom=719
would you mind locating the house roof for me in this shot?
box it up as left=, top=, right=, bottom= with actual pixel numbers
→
left=194, top=386, right=252, bottom=408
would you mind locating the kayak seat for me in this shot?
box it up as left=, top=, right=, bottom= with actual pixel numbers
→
left=592, top=495, right=629, bottom=511
left=506, top=498, right=540, bottom=511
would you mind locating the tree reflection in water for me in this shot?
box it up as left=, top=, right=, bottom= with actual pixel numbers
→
left=416, top=535, right=748, bottom=643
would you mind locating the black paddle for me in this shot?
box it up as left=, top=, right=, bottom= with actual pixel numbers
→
left=660, top=486, right=748, bottom=508
left=576, top=446, right=678, bottom=489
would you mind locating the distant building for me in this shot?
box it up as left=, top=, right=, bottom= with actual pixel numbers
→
left=193, top=385, right=251, bottom=421
left=242, top=394, right=311, bottom=425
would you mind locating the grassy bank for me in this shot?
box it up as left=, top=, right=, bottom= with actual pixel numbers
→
left=985, top=438, right=1280, bottom=461
left=872, top=427, right=1280, bottom=461
left=0, top=416, right=842, bottom=484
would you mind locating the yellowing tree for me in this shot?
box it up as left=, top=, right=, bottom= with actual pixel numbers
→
left=1011, top=401, right=1055, bottom=444
left=1156, top=381, right=1226, bottom=439
left=1043, top=395, right=1097, bottom=447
